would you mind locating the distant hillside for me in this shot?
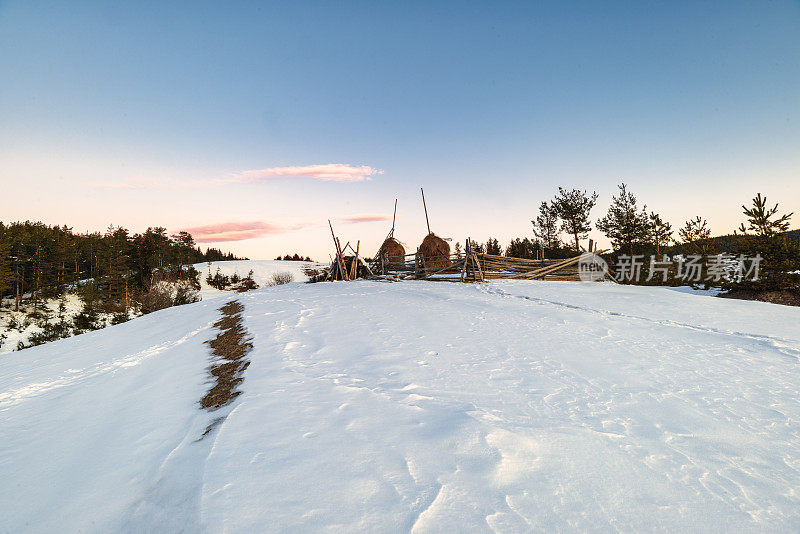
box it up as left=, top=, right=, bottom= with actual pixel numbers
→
left=669, top=229, right=799, bottom=255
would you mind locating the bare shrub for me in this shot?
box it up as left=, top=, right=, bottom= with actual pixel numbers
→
left=270, top=272, right=294, bottom=286
left=138, top=283, right=174, bottom=314
left=139, top=280, right=200, bottom=313
left=173, top=282, right=200, bottom=305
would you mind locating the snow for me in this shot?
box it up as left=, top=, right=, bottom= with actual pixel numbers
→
left=195, top=259, right=323, bottom=300
left=2, top=274, right=800, bottom=532
left=0, top=293, right=111, bottom=355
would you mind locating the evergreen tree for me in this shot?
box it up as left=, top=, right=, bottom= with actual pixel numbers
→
left=728, top=194, right=799, bottom=292
left=0, top=224, right=12, bottom=300
left=485, top=238, right=502, bottom=255
left=596, top=184, right=650, bottom=254
left=531, top=201, right=560, bottom=250
left=102, top=226, right=131, bottom=310
left=552, top=188, right=598, bottom=252
left=505, top=237, right=539, bottom=259
left=648, top=212, right=673, bottom=255
left=678, top=216, right=711, bottom=254
left=171, top=231, right=196, bottom=276
left=738, top=193, right=793, bottom=238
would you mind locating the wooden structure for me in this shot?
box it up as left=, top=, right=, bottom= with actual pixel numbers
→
left=376, top=199, right=406, bottom=269
left=324, top=191, right=614, bottom=283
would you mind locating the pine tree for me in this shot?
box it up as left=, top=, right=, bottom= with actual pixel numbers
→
left=679, top=216, right=711, bottom=245
left=171, top=231, right=196, bottom=277
left=648, top=212, right=673, bottom=255
left=102, top=225, right=131, bottom=310
left=531, top=201, right=560, bottom=250
left=485, top=238, right=502, bottom=255
left=0, top=224, right=11, bottom=300
left=552, top=188, right=598, bottom=252
left=505, top=237, right=539, bottom=259
left=738, top=193, right=793, bottom=238
left=596, top=183, right=650, bottom=254
left=729, top=194, right=799, bottom=292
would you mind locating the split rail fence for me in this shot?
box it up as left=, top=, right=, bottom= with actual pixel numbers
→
left=326, top=225, right=614, bottom=283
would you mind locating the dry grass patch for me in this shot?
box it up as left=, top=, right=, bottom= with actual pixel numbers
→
left=200, top=300, right=253, bottom=410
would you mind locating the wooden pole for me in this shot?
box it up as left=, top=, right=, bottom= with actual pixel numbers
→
left=421, top=187, right=431, bottom=235
left=461, top=244, right=469, bottom=282
left=329, top=220, right=349, bottom=281
left=391, top=199, right=397, bottom=238
left=473, top=252, right=484, bottom=282
left=350, top=240, right=360, bottom=280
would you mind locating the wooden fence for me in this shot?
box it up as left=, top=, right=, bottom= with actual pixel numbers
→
left=326, top=222, right=613, bottom=283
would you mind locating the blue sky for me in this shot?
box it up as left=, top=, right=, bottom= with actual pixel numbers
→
left=1, top=1, right=798, bottom=259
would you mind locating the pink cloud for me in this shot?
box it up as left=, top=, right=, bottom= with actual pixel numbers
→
left=181, top=221, right=304, bottom=243
left=235, top=164, right=384, bottom=183
left=91, top=163, right=383, bottom=190
left=340, top=214, right=392, bottom=223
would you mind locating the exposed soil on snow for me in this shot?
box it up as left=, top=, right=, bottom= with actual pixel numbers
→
left=719, top=287, right=800, bottom=307
left=200, top=301, right=253, bottom=409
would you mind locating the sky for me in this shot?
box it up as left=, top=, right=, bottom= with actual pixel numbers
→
left=1, top=0, right=798, bottom=260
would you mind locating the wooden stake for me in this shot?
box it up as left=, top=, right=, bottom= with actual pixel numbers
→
left=421, top=187, right=431, bottom=235
left=350, top=240, right=360, bottom=279
left=329, top=220, right=349, bottom=281
left=473, top=252, right=484, bottom=282
left=391, top=199, right=397, bottom=238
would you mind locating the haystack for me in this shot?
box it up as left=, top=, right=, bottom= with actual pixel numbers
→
left=419, top=233, right=450, bottom=272
left=379, top=237, right=405, bottom=266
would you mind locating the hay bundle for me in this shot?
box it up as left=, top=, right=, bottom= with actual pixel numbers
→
left=379, top=237, right=405, bottom=266
left=419, top=233, right=450, bottom=272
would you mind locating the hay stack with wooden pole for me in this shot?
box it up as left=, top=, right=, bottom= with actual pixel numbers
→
left=378, top=237, right=405, bottom=266
left=417, top=188, right=451, bottom=272
left=419, top=232, right=450, bottom=272
left=377, top=199, right=406, bottom=267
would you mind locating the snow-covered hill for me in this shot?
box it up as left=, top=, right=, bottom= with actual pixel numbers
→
left=0, top=260, right=324, bottom=355
left=196, top=259, right=323, bottom=300
left=2, top=279, right=800, bottom=531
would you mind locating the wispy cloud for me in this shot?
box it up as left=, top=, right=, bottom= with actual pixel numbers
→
left=181, top=221, right=306, bottom=243
left=91, top=163, right=383, bottom=190
left=234, top=164, right=383, bottom=183
left=340, top=214, right=392, bottom=223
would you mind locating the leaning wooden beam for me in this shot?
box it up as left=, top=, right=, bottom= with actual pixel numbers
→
left=351, top=240, right=360, bottom=280
left=520, top=249, right=610, bottom=280
left=358, top=256, right=375, bottom=276
left=328, top=220, right=349, bottom=281
left=472, top=252, right=484, bottom=281
left=336, top=238, right=349, bottom=281
left=503, top=254, right=580, bottom=279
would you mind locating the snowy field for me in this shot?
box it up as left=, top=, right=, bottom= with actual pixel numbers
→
left=2, top=275, right=800, bottom=532
left=196, top=259, right=323, bottom=300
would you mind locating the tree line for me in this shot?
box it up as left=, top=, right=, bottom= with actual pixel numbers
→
left=459, top=184, right=798, bottom=291
left=274, top=253, right=313, bottom=262
left=0, top=221, right=245, bottom=311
